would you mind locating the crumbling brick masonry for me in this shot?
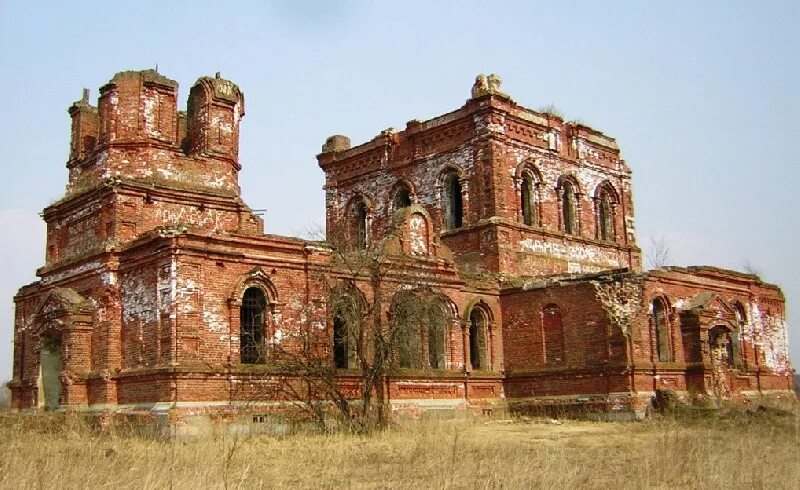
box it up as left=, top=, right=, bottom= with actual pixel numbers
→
left=7, top=70, right=794, bottom=421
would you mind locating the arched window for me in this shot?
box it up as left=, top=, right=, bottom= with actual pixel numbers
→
left=333, top=314, right=349, bottom=368
left=240, top=287, right=267, bottom=364
left=542, top=304, right=565, bottom=364
left=653, top=298, right=671, bottom=362
left=394, top=184, right=412, bottom=210
left=391, top=292, right=422, bottom=369
left=391, top=291, right=450, bottom=369
left=333, top=294, right=358, bottom=369
left=729, top=302, right=746, bottom=367
left=469, top=307, right=488, bottom=370
left=427, top=301, right=447, bottom=369
left=561, top=181, right=577, bottom=234
left=353, top=201, right=368, bottom=249
left=442, top=171, right=463, bottom=230
left=597, top=190, right=615, bottom=241
left=520, top=170, right=539, bottom=226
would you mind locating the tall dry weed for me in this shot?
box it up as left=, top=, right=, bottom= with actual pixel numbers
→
left=0, top=406, right=797, bottom=489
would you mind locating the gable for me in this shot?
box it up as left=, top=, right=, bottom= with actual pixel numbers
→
left=35, top=288, right=93, bottom=320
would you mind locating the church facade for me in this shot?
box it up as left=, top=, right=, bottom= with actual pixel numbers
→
left=8, top=70, right=794, bottom=421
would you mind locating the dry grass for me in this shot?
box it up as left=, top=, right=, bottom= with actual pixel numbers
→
left=0, top=406, right=798, bottom=489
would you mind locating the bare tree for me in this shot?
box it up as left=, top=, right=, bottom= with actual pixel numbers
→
left=645, top=235, right=672, bottom=270
left=268, top=219, right=451, bottom=432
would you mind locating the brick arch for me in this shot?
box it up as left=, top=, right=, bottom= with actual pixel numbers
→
left=329, top=280, right=367, bottom=369
left=555, top=173, right=583, bottom=193
left=230, top=270, right=280, bottom=365
left=461, top=297, right=494, bottom=325
left=389, top=288, right=458, bottom=369
left=515, top=161, right=544, bottom=226
left=329, top=280, right=368, bottom=313
left=392, top=205, right=437, bottom=256
left=344, top=194, right=374, bottom=249
left=389, top=178, right=418, bottom=212
left=438, top=166, right=467, bottom=230
left=230, top=268, right=279, bottom=306
left=514, top=159, right=543, bottom=183
left=730, top=300, right=747, bottom=323
left=593, top=179, right=620, bottom=203
left=344, top=193, right=376, bottom=216
left=463, top=298, right=495, bottom=371
left=650, top=295, right=674, bottom=363
left=392, top=203, right=434, bottom=227
left=593, top=180, right=619, bottom=241
left=436, top=164, right=467, bottom=185
left=555, top=174, right=582, bottom=234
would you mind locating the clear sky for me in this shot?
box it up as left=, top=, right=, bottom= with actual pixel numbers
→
left=0, top=1, right=798, bottom=382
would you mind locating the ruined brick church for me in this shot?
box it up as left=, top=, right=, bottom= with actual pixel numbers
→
left=8, top=69, right=794, bottom=421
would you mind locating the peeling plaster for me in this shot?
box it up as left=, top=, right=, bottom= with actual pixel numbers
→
left=520, top=238, right=622, bottom=270
left=592, top=279, right=643, bottom=336
left=741, top=301, right=792, bottom=374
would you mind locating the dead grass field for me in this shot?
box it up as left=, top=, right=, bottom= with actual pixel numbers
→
left=0, top=406, right=797, bottom=489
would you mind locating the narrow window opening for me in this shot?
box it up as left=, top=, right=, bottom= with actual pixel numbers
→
left=725, top=333, right=736, bottom=366
left=240, top=287, right=267, bottom=364
left=443, top=173, right=463, bottom=230
left=730, top=303, right=746, bottom=367
left=333, top=313, right=349, bottom=369
left=469, top=308, right=488, bottom=370
left=394, top=185, right=412, bottom=210
left=561, top=182, right=576, bottom=234
left=392, top=294, right=420, bottom=369
left=653, top=299, right=671, bottom=362
left=521, top=172, right=538, bottom=226
left=599, top=192, right=614, bottom=241
left=354, top=201, right=368, bottom=249
left=427, top=304, right=446, bottom=369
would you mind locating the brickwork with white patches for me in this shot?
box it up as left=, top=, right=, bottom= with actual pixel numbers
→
left=7, top=70, right=792, bottom=421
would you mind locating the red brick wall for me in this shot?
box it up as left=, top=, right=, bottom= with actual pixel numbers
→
left=8, top=71, right=793, bottom=416
left=318, top=93, right=640, bottom=278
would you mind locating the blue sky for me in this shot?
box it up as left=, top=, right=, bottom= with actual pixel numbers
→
left=0, top=1, right=798, bottom=381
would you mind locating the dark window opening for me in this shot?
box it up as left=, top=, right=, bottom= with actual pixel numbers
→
left=725, top=332, right=736, bottom=366
left=653, top=299, right=671, bottom=362
left=443, top=173, right=463, bottom=230
left=598, top=192, right=614, bottom=241
left=469, top=308, right=488, bottom=370
left=241, top=287, right=267, bottom=364
left=730, top=302, right=746, bottom=367
left=333, top=313, right=349, bottom=369
left=521, top=172, right=538, bottom=226
left=561, top=182, right=576, bottom=234
left=354, top=201, right=368, bottom=249
left=392, top=296, right=421, bottom=369
left=427, top=304, right=446, bottom=369
left=394, top=185, right=412, bottom=209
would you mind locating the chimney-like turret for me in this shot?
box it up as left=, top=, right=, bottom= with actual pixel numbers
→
left=67, top=88, right=99, bottom=163
left=186, top=72, right=245, bottom=166
left=97, top=70, right=178, bottom=146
